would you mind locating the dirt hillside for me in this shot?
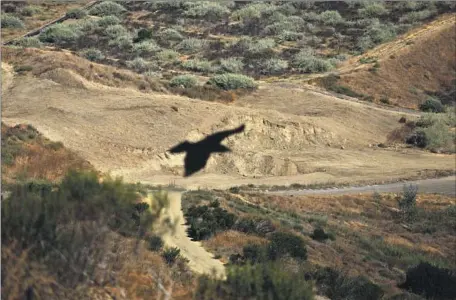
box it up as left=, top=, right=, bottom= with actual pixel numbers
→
left=313, top=13, right=456, bottom=109
left=2, top=48, right=454, bottom=189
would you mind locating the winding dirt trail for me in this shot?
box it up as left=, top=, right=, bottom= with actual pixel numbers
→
left=266, top=176, right=456, bottom=196
left=147, top=190, right=226, bottom=279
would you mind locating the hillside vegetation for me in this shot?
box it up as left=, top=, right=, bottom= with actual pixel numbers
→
left=3, top=1, right=456, bottom=108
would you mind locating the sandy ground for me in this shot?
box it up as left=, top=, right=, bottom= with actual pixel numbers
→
left=146, top=190, right=226, bottom=278
left=2, top=68, right=454, bottom=190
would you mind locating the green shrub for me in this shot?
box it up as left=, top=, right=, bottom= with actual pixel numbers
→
left=398, top=262, right=456, bottom=299
left=400, top=9, right=437, bottom=23
left=169, top=74, right=197, bottom=88
left=158, top=28, right=184, bottom=42
left=183, top=1, right=230, bottom=21
left=258, top=58, right=288, bottom=75
left=231, top=3, right=276, bottom=23
left=420, top=121, right=455, bottom=152
left=292, top=50, right=333, bottom=73
left=66, top=7, right=87, bottom=19
left=2, top=170, right=158, bottom=267
left=147, top=235, right=164, bottom=251
left=262, top=17, right=305, bottom=35
left=219, top=57, right=244, bottom=73
left=133, top=28, right=153, bottom=43
left=398, top=184, right=418, bottom=220
left=277, top=3, right=297, bottom=16
left=176, top=38, right=207, bottom=54
left=14, top=37, right=43, bottom=48
left=14, top=65, right=33, bottom=73
left=277, top=30, right=304, bottom=42
left=21, top=5, right=42, bottom=16
left=104, top=24, right=129, bottom=39
left=420, top=98, right=445, bottom=113
left=267, top=231, right=307, bottom=260
left=195, top=262, right=314, bottom=300
left=359, top=21, right=397, bottom=51
left=39, top=23, right=81, bottom=46
left=88, top=1, right=126, bottom=16
left=97, top=15, right=121, bottom=27
left=1, top=14, right=25, bottom=29
left=82, top=48, right=105, bottom=62
left=126, top=57, right=156, bottom=73
left=181, top=59, right=214, bottom=73
left=132, top=40, right=161, bottom=57
left=156, top=49, right=180, bottom=65
left=319, top=10, right=344, bottom=26
left=358, top=3, right=388, bottom=18
left=243, top=38, right=276, bottom=56
left=108, top=34, right=133, bottom=51
left=311, top=228, right=331, bottom=242
left=162, top=247, right=181, bottom=265
left=185, top=203, right=237, bottom=240
left=207, top=73, right=257, bottom=90
left=314, top=267, right=384, bottom=300
left=242, top=243, right=268, bottom=264
left=74, top=18, right=99, bottom=33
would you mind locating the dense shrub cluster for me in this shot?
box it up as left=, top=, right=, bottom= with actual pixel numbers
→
left=207, top=73, right=257, bottom=90
left=314, top=267, right=384, bottom=300
left=1, top=170, right=166, bottom=288
left=181, top=59, right=214, bottom=74
left=39, top=23, right=81, bottom=46
left=419, top=98, right=445, bottom=113
left=88, top=1, right=126, bottom=16
left=82, top=48, right=105, bottom=62
left=292, top=49, right=333, bottom=73
left=219, top=57, right=244, bottom=73
left=132, top=40, right=161, bottom=57
left=195, top=262, right=314, bottom=300
left=406, top=112, right=455, bottom=152
left=1, top=14, right=25, bottom=29
left=169, top=74, right=197, bottom=88
left=66, top=8, right=87, bottom=19
left=185, top=200, right=236, bottom=240
left=398, top=262, right=456, bottom=299
left=183, top=1, right=230, bottom=21
left=230, top=231, right=307, bottom=265
left=21, top=5, right=42, bottom=16
left=14, top=37, right=43, bottom=48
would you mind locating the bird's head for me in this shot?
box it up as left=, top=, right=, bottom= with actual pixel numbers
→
left=168, top=141, right=192, bottom=154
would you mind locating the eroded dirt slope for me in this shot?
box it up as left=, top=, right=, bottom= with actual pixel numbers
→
left=2, top=49, right=454, bottom=190
left=315, top=13, right=456, bottom=109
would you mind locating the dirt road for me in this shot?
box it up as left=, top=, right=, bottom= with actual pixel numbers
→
left=267, top=176, right=456, bottom=196
left=147, top=190, right=226, bottom=279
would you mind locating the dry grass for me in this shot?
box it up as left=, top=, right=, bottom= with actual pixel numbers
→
left=329, top=14, right=456, bottom=109
left=1, top=47, right=166, bottom=93
left=1, top=123, right=93, bottom=183
left=202, top=230, right=268, bottom=263
left=226, top=191, right=456, bottom=296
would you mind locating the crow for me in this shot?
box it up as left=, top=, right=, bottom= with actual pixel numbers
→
left=168, top=124, right=245, bottom=177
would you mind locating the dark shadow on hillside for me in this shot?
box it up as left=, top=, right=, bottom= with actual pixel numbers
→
left=168, top=124, right=245, bottom=177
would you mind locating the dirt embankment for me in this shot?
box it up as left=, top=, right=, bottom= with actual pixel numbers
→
left=2, top=48, right=455, bottom=190
left=313, top=13, right=456, bottom=109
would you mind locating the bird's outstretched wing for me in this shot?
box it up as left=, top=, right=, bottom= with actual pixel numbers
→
left=168, top=141, right=191, bottom=153
left=205, top=124, right=245, bottom=144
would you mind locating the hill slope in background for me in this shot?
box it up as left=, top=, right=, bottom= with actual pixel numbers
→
left=313, top=13, right=456, bottom=109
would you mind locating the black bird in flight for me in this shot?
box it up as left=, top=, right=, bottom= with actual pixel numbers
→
left=168, top=124, right=245, bottom=177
